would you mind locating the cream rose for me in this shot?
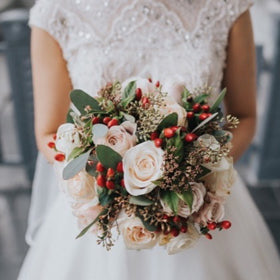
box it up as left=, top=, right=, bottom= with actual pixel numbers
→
left=160, top=96, right=187, bottom=126
left=95, top=121, right=137, bottom=157
left=73, top=203, right=103, bottom=234
left=161, top=77, right=186, bottom=105
left=55, top=123, right=81, bottom=158
left=166, top=224, right=200, bottom=255
left=161, top=182, right=206, bottom=218
left=120, top=217, right=158, bottom=250
left=123, top=141, right=164, bottom=196
left=195, top=192, right=225, bottom=226
left=61, top=171, right=98, bottom=203
left=203, top=157, right=237, bottom=198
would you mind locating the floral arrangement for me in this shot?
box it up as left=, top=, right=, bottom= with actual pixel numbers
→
left=50, top=78, right=238, bottom=255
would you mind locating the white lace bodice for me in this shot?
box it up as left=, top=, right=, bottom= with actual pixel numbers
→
left=29, top=0, right=253, bottom=101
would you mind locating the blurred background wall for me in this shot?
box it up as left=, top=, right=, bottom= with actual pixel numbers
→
left=0, top=0, right=280, bottom=279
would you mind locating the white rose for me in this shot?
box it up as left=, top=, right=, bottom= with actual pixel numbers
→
left=161, top=182, right=206, bottom=218
left=194, top=134, right=221, bottom=152
left=123, top=141, right=164, bottom=196
left=195, top=192, right=225, bottom=226
left=166, top=223, right=200, bottom=255
left=95, top=121, right=137, bottom=157
left=160, top=96, right=187, bottom=127
left=203, top=157, right=237, bottom=198
left=61, top=171, right=98, bottom=203
left=120, top=217, right=158, bottom=250
left=55, top=123, right=81, bottom=158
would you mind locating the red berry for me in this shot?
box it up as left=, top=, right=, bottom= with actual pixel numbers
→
left=199, top=113, right=209, bottom=121
left=192, top=103, right=201, bottom=112
left=121, top=179, right=125, bottom=188
left=221, top=220, right=232, bottom=230
left=92, top=116, right=100, bottom=125
left=207, top=222, right=217, bottom=231
left=171, top=126, right=179, bottom=132
left=162, top=214, right=169, bottom=220
left=180, top=225, right=188, bottom=233
left=97, top=175, right=106, bottom=187
left=148, top=78, right=152, bottom=83
left=187, top=112, right=194, bottom=119
left=173, top=216, right=181, bottom=223
left=201, top=104, right=210, bottom=112
left=150, top=132, right=159, bottom=140
left=53, top=134, right=57, bottom=141
left=141, top=97, right=150, bottom=108
left=164, top=128, right=175, bottom=138
left=54, top=153, right=65, bottom=162
left=106, top=168, right=115, bottom=178
left=171, top=228, right=180, bottom=237
left=116, top=162, right=124, bottom=173
left=135, top=88, right=142, bottom=101
left=185, top=133, right=197, bottom=142
left=103, top=117, right=111, bottom=125
left=205, top=233, right=213, bottom=240
left=154, top=138, right=163, bottom=147
left=108, top=118, right=119, bottom=128
left=106, top=180, right=115, bottom=190
left=96, top=162, right=105, bottom=172
left=47, top=142, right=55, bottom=149
left=155, top=80, right=160, bottom=88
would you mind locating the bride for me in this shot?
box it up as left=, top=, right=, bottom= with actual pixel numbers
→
left=18, top=0, right=280, bottom=279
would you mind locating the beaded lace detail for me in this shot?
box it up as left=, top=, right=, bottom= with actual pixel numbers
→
left=29, top=0, right=253, bottom=102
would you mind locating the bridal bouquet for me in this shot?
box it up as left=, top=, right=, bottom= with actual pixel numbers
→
left=50, top=78, right=238, bottom=254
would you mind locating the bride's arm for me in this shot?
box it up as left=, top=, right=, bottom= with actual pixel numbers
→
left=222, top=10, right=257, bottom=162
left=31, top=27, right=72, bottom=163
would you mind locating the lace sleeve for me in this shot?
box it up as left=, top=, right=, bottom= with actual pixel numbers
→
left=227, top=0, right=254, bottom=28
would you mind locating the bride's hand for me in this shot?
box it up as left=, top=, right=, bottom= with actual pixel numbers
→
left=31, top=27, right=73, bottom=163
left=222, top=10, right=257, bottom=162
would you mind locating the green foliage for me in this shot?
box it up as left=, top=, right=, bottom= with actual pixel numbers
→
left=160, top=190, right=179, bottom=215
left=173, top=131, right=184, bottom=163
left=129, top=196, right=154, bottom=206
left=178, top=190, right=193, bottom=212
left=63, top=150, right=91, bottom=180
left=121, top=81, right=136, bottom=108
left=194, top=94, right=209, bottom=104
left=157, top=113, right=178, bottom=132
left=67, top=147, right=85, bottom=161
left=136, top=212, right=158, bottom=232
left=66, top=109, right=75, bottom=123
left=210, top=88, right=227, bottom=113
left=97, top=187, right=114, bottom=206
left=70, top=89, right=103, bottom=114
left=96, top=145, right=122, bottom=169
left=196, top=165, right=211, bottom=180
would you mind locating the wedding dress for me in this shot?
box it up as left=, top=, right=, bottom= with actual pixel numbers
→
left=18, top=0, right=280, bottom=279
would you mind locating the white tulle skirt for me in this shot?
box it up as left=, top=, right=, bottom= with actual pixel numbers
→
left=18, top=156, right=280, bottom=280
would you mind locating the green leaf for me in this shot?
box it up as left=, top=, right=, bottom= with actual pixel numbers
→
left=136, top=213, right=158, bottom=232
left=157, top=113, right=178, bottom=132
left=67, top=147, right=85, bottom=161
left=70, top=89, right=103, bottom=114
left=96, top=145, right=122, bottom=169
left=151, top=179, right=162, bottom=186
left=192, top=112, right=219, bottom=133
left=85, top=154, right=99, bottom=177
left=76, top=208, right=107, bottom=239
left=129, top=196, right=154, bottom=206
left=196, top=165, right=211, bottom=179
left=194, top=94, right=209, bottom=104
left=174, top=132, right=184, bottom=162
left=210, top=88, right=227, bottom=113
left=63, top=150, right=91, bottom=180
left=66, top=109, right=75, bottom=123
left=161, top=190, right=179, bottom=215
left=97, top=187, right=114, bottom=206
left=121, top=81, right=136, bottom=108
left=178, top=190, right=193, bottom=212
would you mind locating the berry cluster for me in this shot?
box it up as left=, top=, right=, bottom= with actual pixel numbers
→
left=159, top=214, right=189, bottom=237
left=92, top=116, right=119, bottom=128
left=201, top=220, right=232, bottom=240
left=96, top=161, right=124, bottom=190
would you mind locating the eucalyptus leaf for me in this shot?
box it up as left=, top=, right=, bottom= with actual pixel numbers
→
left=76, top=208, right=107, bottom=239
left=161, top=190, right=179, bottom=215
left=67, top=147, right=85, bottom=161
left=194, top=94, right=209, bottom=104
left=63, top=150, right=91, bottom=180
left=96, top=145, right=122, bottom=169
left=129, top=196, right=154, bottom=206
left=66, top=109, right=75, bottom=123
left=178, top=190, right=193, bottom=212
left=92, top=124, right=108, bottom=143
left=121, top=81, right=136, bottom=108
left=210, top=88, right=227, bottom=113
left=192, top=112, right=218, bottom=133
left=157, top=113, right=178, bottom=132
left=70, top=89, right=103, bottom=114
